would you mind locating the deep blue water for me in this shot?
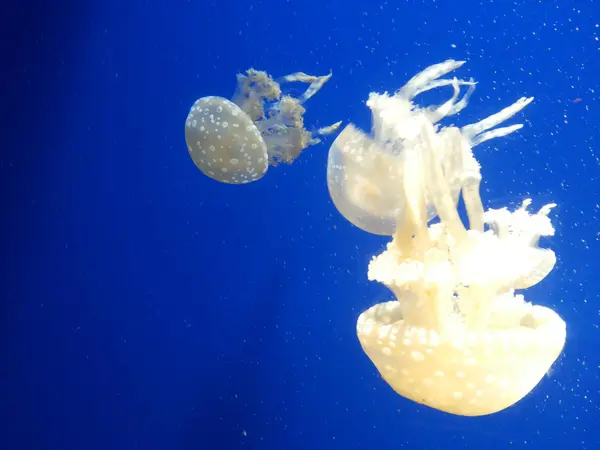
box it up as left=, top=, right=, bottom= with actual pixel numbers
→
left=2, top=0, right=600, bottom=449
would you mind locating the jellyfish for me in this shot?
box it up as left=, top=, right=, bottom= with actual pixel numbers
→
left=327, top=60, right=566, bottom=416
left=185, top=69, right=341, bottom=184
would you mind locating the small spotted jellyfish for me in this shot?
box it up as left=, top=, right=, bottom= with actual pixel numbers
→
left=328, top=61, right=566, bottom=416
left=185, top=69, right=341, bottom=184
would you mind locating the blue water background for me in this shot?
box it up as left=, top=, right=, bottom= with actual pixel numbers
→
left=2, top=0, right=600, bottom=449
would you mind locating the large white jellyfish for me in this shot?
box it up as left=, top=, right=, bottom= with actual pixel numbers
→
left=185, top=69, right=341, bottom=184
left=327, top=60, right=566, bottom=416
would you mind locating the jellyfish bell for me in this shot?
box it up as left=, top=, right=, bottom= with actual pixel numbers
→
left=329, top=60, right=566, bottom=416
left=185, top=68, right=341, bottom=184
left=185, top=96, right=268, bottom=184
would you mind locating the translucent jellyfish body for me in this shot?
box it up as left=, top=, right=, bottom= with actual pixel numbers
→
left=328, top=60, right=566, bottom=416
left=327, top=60, right=534, bottom=236
left=185, top=69, right=341, bottom=184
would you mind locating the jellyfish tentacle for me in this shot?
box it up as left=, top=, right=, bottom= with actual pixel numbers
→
left=462, top=96, right=534, bottom=146
left=459, top=146, right=485, bottom=232
left=420, top=121, right=468, bottom=241
left=424, top=79, right=462, bottom=123
left=277, top=71, right=333, bottom=103
left=298, top=73, right=333, bottom=103
left=446, top=79, right=476, bottom=116
left=316, top=121, right=343, bottom=137
left=398, top=59, right=466, bottom=99
left=423, top=78, right=478, bottom=124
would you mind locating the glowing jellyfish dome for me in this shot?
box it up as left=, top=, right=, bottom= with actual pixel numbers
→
left=327, top=60, right=566, bottom=416
left=185, top=69, right=341, bottom=184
